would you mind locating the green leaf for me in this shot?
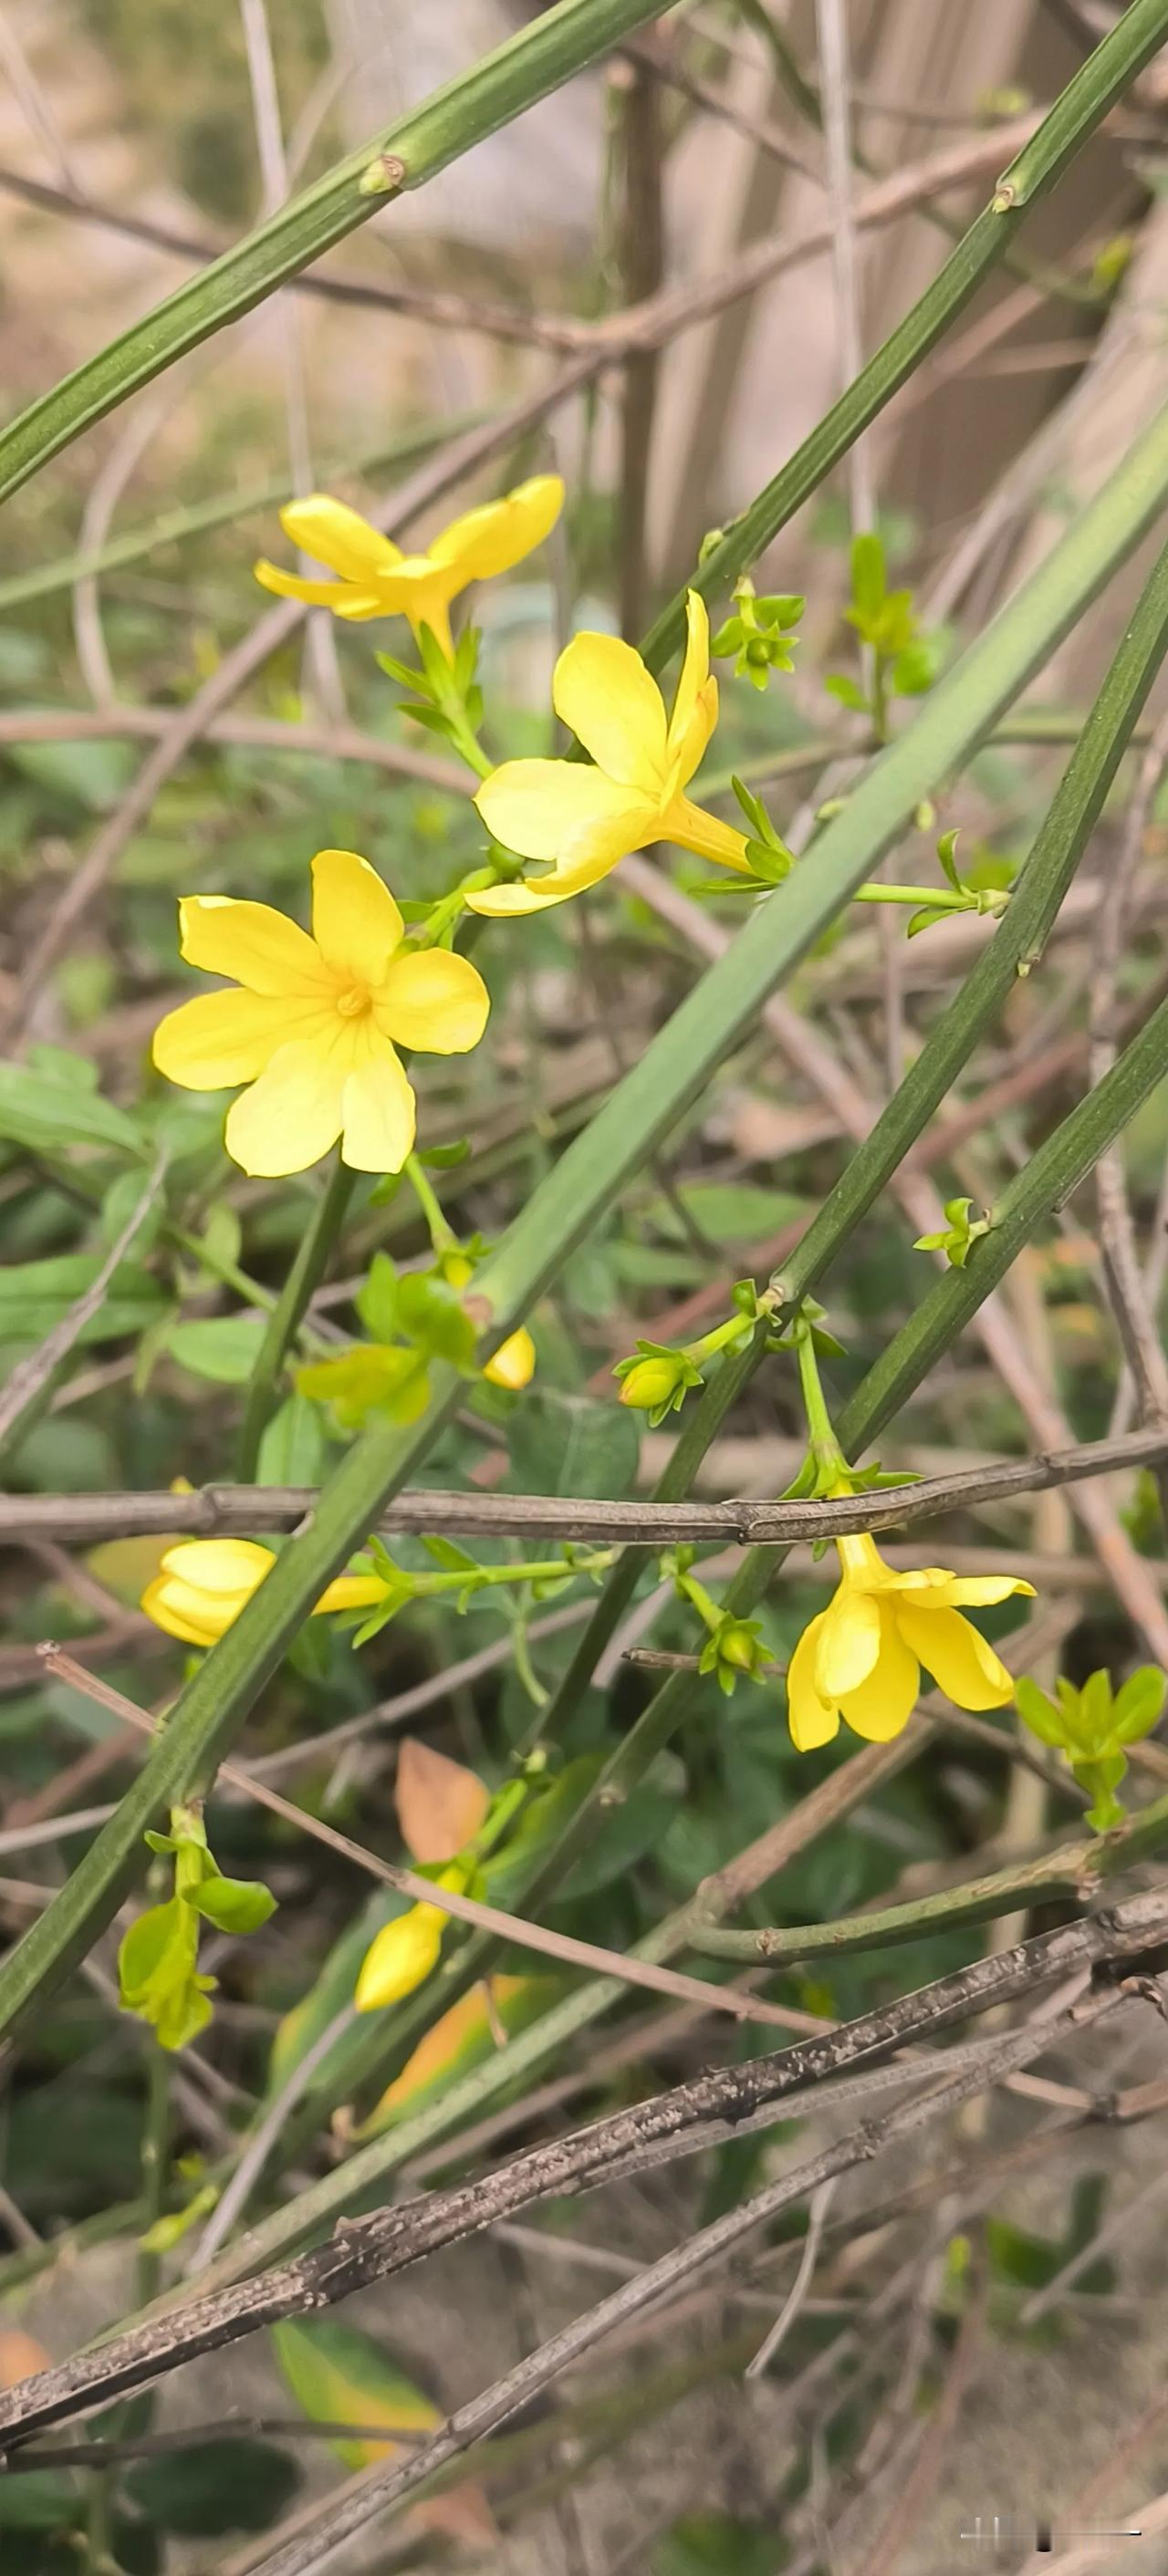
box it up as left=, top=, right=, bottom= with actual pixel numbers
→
left=652, top=2512, right=781, bottom=2575
left=1111, top=1664, right=1166, bottom=1742
left=1014, top=1675, right=1067, bottom=1749
left=824, top=671, right=870, bottom=713
left=0, top=1256, right=164, bottom=1346
left=0, top=1059, right=144, bottom=1156
left=507, top=1389, right=640, bottom=1501
left=166, top=1314, right=268, bottom=1384
left=0, top=2470, right=80, bottom=2532
left=850, top=531, right=887, bottom=621
left=936, top=827, right=963, bottom=892
left=271, top=2318, right=439, bottom=2471
left=125, top=2438, right=299, bottom=2537
left=356, top=1251, right=400, bottom=1342
left=256, top=1392, right=328, bottom=1486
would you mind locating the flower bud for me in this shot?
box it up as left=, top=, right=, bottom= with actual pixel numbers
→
left=618, top=1356, right=683, bottom=1414
left=355, top=1902, right=445, bottom=2012
left=485, top=1326, right=537, bottom=1391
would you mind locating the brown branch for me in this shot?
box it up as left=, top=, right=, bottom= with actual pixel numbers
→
left=182, top=1981, right=1143, bottom=2576
left=0, top=707, right=466, bottom=795
left=5, top=1422, right=1168, bottom=1548
left=0, top=164, right=573, bottom=352
left=2, top=1894, right=1163, bottom=2449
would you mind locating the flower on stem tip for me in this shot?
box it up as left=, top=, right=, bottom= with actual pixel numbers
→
left=141, top=1539, right=387, bottom=1647
left=151, top=849, right=489, bottom=1177
left=254, top=475, right=563, bottom=660
left=466, top=591, right=750, bottom=916
left=787, top=1532, right=1034, bottom=1752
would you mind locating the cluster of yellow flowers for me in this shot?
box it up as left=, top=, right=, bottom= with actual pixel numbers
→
left=142, top=475, right=1032, bottom=1767
left=152, top=476, right=748, bottom=1177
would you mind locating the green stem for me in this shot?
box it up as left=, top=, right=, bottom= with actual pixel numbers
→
left=778, top=531, right=1168, bottom=1315
left=691, top=1787, right=1168, bottom=1962
left=235, top=1160, right=355, bottom=1481
left=404, top=1153, right=456, bottom=1252
left=641, top=0, right=1168, bottom=670
left=0, top=0, right=666, bottom=504
left=794, top=1324, right=845, bottom=1480
left=137, top=2044, right=171, bottom=2309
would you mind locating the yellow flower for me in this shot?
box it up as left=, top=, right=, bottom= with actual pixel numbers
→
left=141, top=1539, right=387, bottom=1648
left=482, top=1328, right=536, bottom=1391
left=444, top=1252, right=536, bottom=1390
left=355, top=1869, right=464, bottom=2011
left=151, top=848, right=489, bottom=1179
left=253, top=474, right=564, bottom=660
left=465, top=591, right=749, bottom=917
left=787, top=1532, right=1035, bottom=1752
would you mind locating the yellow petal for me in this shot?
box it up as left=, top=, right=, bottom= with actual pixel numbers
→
left=377, top=947, right=489, bottom=1054
left=892, top=1570, right=1036, bottom=1610
left=224, top=1034, right=349, bottom=1178
left=158, top=1540, right=275, bottom=1593
left=355, top=1905, right=445, bottom=2011
left=310, top=849, right=403, bottom=985
left=662, top=794, right=751, bottom=872
left=340, top=1031, right=416, bottom=1174
left=140, top=1574, right=235, bottom=1647
left=836, top=1600, right=920, bottom=1740
left=666, top=590, right=717, bottom=782
left=141, top=1540, right=275, bottom=1646
left=475, top=757, right=643, bottom=866
left=279, top=494, right=402, bottom=581
left=464, top=835, right=632, bottom=916
left=314, top=1573, right=391, bottom=1615
left=178, top=895, right=328, bottom=998
left=428, top=474, right=563, bottom=583
left=485, top=1326, right=536, bottom=1390
left=253, top=561, right=380, bottom=613
left=893, top=1602, right=1015, bottom=1710
left=151, top=988, right=326, bottom=1091
left=786, top=1612, right=840, bottom=1751
left=814, top=1580, right=882, bottom=1701
left=553, top=631, right=668, bottom=791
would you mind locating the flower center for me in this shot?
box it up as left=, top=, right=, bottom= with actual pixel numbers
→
left=336, top=983, right=371, bottom=1020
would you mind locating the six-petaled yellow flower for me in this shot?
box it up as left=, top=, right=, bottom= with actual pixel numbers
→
left=466, top=591, right=749, bottom=917
left=141, top=1539, right=388, bottom=1648
left=254, top=474, right=563, bottom=660
left=786, top=1532, right=1034, bottom=1752
left=151, top=849, right=490, bottom=1178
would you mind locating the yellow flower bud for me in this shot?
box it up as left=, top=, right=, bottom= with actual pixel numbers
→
left=618, top=1356, right=680, bottom=1413
left=355, top=1903, right=445, bottom=2012
left=485, top=1327, right=536, bottom=1391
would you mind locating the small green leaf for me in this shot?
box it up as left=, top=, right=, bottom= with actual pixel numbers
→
left=1111, top=1665, right=1166, bottom=1742
left=167, top=1314, right=268, bottom=1384
left=0, top=1058, right=144, bottom=1156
